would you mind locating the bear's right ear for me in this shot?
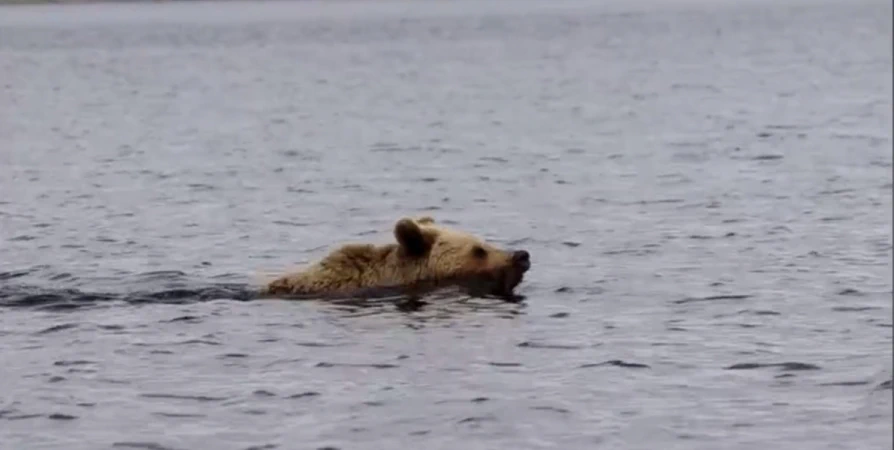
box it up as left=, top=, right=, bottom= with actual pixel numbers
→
left=394, top=218, right=431, bottom=256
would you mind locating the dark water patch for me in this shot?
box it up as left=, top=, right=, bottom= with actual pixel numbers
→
left=580, top=360, right=650, bottom=369
left=164, top=315, right=202, bottom=323
left=0, top=407, right=20, bottom=419
left=0, top=270, right=31, bottom=281
left=549, top=312, right=570, bottom=318
left=675, top=294, right=752, bottom=304
left=140, top=393, right=229, bottom=402
left=315, top=362, right=399, bottom=369
left=48, top=272, right=74, bottom=281
left=726, top=362, right=821, bottom=371
left=35, top=323, right=79, bottom=334
left=517, top=341, right=585, bottom=350
left=187, top=183, right=216, bottom=191
left=272, top=219, right=311, bottom=227
left=370, top=142, right=416, bottom=152
left=136, top=270, right=189, bottom=281
left=818, top=380, right=872, bottom=387
left=0, top=285, right=118, bottom=309
left=488, top=362, right=522, bottom=367
left=875, top=380, right=892, bottom=390
left=739, top=309, right=781, bottom=316
left=531, top=405, right=571, bottom=414
left=818, top=188, right=857, bottom=195
left=253, top=389, right=277, bottom=397
left=5, top=413, right=44, bottom=421
left=245, top=445, right=278, bottom=450
left=149, top=350, right=175, bottom=355
left=288, top=392, right=321, bottom=399
left=47, top=413, right=77, bottom=420
left=458, top=415, right=497, bottom=427
left=750, top=154, right=784, bottom=160
left=295, top=341, right=344, bottom=348
left=112, top=443, right=180, bottom=450
left=220, top=353, right=249, bottom=359
left=53, top=360, right=94, bottom=367
left=175, top=339, right=221, bottom=346
left=562, top=241, right=581, bottom=247
left=832, top=306, right=880, bottom=312
left=0, top=281, right=258, bottom=310
left=836, top=288, right=865, bottom=296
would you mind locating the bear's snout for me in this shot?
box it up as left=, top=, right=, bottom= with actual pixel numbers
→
left=512, top=250, right=531, bottom=271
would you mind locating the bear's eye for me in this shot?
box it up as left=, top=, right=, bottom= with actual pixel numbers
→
left=472, top=246, right=487, bottom=259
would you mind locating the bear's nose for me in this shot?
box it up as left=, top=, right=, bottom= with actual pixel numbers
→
left=512, top=250, right=530, bottom=264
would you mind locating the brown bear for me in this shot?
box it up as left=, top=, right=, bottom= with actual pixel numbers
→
left=259, top=216, right=531, bottom=300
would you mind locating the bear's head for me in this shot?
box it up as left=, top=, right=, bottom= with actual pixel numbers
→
left=393, top=216, right=531, bottom=298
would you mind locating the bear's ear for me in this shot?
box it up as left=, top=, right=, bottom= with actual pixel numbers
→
left=415, top=216, right=435, bottom=225
left=394, top=218, right=431, bottom=256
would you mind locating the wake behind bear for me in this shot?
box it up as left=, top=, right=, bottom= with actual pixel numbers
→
left=260, top=216, right=531, bottom=301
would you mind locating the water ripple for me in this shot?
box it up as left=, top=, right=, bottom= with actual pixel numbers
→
left=0, top=1, right=891, bottom=449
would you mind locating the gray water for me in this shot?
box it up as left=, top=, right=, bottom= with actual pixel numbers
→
left=0, top=0, right=891, bottom=449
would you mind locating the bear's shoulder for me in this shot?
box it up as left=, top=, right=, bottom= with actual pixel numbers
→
left=318, top=242, right=400, bottom=270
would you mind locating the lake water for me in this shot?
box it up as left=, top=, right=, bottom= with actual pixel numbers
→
left=0, top=0, right=891, bottom=449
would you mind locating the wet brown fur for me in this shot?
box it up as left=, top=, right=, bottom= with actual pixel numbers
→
left=260, top=216, right=528, bottom=299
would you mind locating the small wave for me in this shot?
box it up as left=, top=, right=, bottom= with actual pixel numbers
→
left=0, top=281, right=258, bottom=311
left=674, top=294, right=753, bottom=305
left=725, top=362, right=821, bottom=371
left=112, top=443, right=179, bottom=450
left=140, top=393, right=229, bottom=402
left=579, top=360, right=650, bottom=369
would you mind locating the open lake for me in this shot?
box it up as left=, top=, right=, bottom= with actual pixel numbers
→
left=0, top=0, right=891, bottom=449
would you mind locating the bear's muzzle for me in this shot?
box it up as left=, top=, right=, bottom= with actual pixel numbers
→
left=512, top=250, right=531, bottom=272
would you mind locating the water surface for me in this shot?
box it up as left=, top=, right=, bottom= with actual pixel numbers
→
left=0, top=0, right=891, bottom=449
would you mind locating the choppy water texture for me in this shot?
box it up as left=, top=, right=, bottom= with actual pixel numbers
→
left=1, top=0, right=892, bottom=449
